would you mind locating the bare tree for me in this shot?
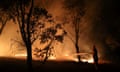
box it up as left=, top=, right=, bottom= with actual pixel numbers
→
left=63, top=0, right=86, bottom=62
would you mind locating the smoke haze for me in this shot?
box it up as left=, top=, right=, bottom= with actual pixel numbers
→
left=0, top=0, right=120, bottom=62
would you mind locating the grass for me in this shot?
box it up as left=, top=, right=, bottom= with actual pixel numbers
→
left=0, top=57, right=119, bottom=72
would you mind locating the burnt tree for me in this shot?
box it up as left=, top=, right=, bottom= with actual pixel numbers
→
left=63, top=0, right=86, bottom=62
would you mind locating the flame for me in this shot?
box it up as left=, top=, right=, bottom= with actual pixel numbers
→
left=48, top=56, right=56, bottom=60
left=81, top=58, right=94, bottom=63
left=15, top=54, right=27, bottom=57
left=14, top=53, right=94, bottom=63
left=87, top=58, right=94, bottom=63
left=73, top=58, right=79, bottom=62
left=48, top=53, right=94, bottom=63
left=64, top=54, right=69, bottom=57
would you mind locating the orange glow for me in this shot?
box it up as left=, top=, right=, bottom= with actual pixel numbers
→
left=64, top=54, right=69, bottom=57
left=48, top=53, right=94, bottom=63
left=81, top=58, right=94, bottom=63
left=15, top=54, right=27, bottom=57
left=88, top=58, right=94, bottom=63
left=73, top=58, right=79, bottom=62
left=13, top=52, right=94, bottom=63
left=48, top=53, right=75, bottom=61
left=48, top=56, right=56, bottom=60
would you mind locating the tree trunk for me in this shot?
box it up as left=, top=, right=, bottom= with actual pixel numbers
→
left=43, top=48, right=49, bottom=63
left=26, top=44, right=33, bottom=72
left=75, top=30, right=81, bottom=62
left=75, top=43, right=81, bottom=62
left=26, top=0, right=34, bottom=71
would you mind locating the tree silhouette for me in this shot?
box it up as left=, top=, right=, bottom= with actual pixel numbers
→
left=0, top=0, right=34, bottom=72
left=9, top=6, right=67, bottom=63
left=30, top=7, right=67, bottom=62
left=33, top=23, right=67, bottom=62
left=0, top=0, right=16, bottom=34
left=0, top=0, right=67, bottom=70
left=15, top=0, right=34, bottom=72
left=0, top=1, right=67, bottom=71
left=63, top=0, right=85, bottom=62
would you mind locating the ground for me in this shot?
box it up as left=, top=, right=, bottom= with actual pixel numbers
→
left=0, top=57, right=119, bottom=72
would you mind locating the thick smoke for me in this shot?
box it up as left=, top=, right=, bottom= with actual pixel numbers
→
left=46, top=0, right=120, bottom=62
left=0, top=20, right=20, bottom=56
left=0, top=0, right=120, bottom=62
left=37, top=0, right=106, bottom=61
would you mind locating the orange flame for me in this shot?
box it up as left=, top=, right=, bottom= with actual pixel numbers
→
left=14, top=52, right=94, bottom=63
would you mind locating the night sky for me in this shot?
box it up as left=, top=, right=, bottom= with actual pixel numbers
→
left=93, top=0, right=120, bottom=62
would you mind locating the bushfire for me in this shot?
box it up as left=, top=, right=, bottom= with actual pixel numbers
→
left=14, top=53, right=94, bottom=63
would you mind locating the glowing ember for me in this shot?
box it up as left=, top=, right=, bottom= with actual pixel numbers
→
left=73, top=58, right=79, bottom=62
left=81, top=59, right=88, bottom=62
left=81, top=58, right=94, bottom=63
left=15, top=54, right=27, bottom=57
left=14, top=52, right=94, bottom=63
left=48, top=56, right=56, bottom=60
left=87, top=58, right=94, bottom=63
left=64, top=54, right=69, bottom=56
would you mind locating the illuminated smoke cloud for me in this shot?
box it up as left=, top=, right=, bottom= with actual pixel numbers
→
left=0, top=0, right=119, bottom=63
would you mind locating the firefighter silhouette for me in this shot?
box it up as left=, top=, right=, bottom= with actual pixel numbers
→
left=93, top=45, right=98, bottom=70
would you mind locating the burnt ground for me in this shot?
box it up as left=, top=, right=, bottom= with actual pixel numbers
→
left=0, top=57, right=120, bottom=72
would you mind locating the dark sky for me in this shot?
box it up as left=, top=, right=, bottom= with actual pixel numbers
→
left=96, top=0, right=120, bottom=62
left=101, top=0, right=120, bottom=33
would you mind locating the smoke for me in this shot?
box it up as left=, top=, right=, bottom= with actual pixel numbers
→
left=79, top=0, right=120, bottom=62
left=0, top=20, right=20, bottom=56
left=38, top=0, right=106, bottom=60
left=0, top=0, right=103, bottom=59
left=79, top=0, right=103, bottom=57
left=0, top=0, right=119, bottom=62
left=49, top=0, right=120, bottom=62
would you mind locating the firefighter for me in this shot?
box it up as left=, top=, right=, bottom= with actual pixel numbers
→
left=93, top=45, right=98, bottom=70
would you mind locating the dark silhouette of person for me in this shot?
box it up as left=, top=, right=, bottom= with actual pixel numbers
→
left=93, top=45, right=98, bottom=70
